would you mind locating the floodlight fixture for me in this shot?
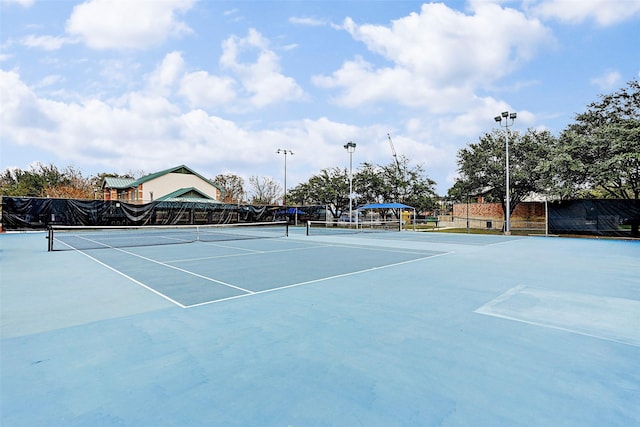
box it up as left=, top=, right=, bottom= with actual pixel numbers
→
left=344, top=141, right=357, bottom=153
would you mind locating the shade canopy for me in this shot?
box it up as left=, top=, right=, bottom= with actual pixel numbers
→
left=276, top=207, right=307, bottom=215
left=358, top=203, right=414, bottom=210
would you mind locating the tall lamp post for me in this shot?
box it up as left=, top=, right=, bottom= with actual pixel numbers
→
left=276, top=149, right=293, bottom=206
left=344, top=141, right=357, bottom=227
left=494, top=111, right=517, bottom=235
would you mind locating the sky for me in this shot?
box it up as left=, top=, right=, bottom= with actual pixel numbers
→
left=1, top=0, right=639, bottom=196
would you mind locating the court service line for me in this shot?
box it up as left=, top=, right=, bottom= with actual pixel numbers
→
left=65, top=247, right=187, bottom=308
left=166, top=244, right=334, bottom=263
left=185, top=251, right=453, bottom=308
left=485, top=237, right=528, bottom=247
left=198, top=241, right=265, bottom=253
left=317, top=241, right=446, bottom=256
left=110, top=247, right=254, bottom=294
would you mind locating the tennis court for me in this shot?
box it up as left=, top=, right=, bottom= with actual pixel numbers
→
left=1, top=227, right=639, bottom=426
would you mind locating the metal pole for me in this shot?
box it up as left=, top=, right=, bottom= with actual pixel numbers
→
left=545, top=198, right=549, bottom=236
left=277, top=149, right=293, bottom=207
left=344, top=141, right=356, bottom=228
left=466, top=193, right=470, bottom=233
left=505, top=130, right=510, bottom=234
left=494, top=112, right=516, bottom=235
left=349, top=149, right=353, bottom=227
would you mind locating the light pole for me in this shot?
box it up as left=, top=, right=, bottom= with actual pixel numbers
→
left=494, top=111, right=517, bottom=235
left=344, top=141, right=356, bottom=227
left=276, top=149, right=293, bottom=206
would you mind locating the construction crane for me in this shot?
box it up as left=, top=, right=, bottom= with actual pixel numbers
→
left=387, top=133, right=402, bottom=176
left=387, top=133, right=403, bottom=204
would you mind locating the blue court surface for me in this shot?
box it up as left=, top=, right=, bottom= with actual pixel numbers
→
left=1, top=228, right=639, bottom=426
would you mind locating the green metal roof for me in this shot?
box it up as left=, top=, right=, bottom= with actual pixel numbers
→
left=134, top=165, right=220, bottom=189
left=102, top=165, right=225, bottom=197
left=102, top=177, right=136, bottom=189
left=155, top=187, right=222, bottom=204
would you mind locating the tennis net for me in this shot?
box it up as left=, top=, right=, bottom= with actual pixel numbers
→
left=306, top=220, right=401, bottom=236
left=47, top=221, right=289, bottom=251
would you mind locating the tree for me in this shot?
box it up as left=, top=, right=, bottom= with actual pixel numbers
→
left=382, top=155, right=438, bottom=212
left=455, top=128, right=554, bottom=221
left=353, top=157, right=437, bottom=212
left=213, top=174, right=244, bottom=203
left=0, top=163, right=95, bottom=198
left=350, top=162, right=387, bottom=206
left=550, top=79, right=640, bottom=199
left=288, top=167, right=349, bottom=219
left=247, top=176, right=282, bottom=205
left=44, top=165, right=94, bottom=199
left=289, top=158, right=438, bottom=218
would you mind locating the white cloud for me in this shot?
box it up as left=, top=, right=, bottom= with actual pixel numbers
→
left=148, top=51, right=186, bottom=94
left=147, top=37, right=303, bottom=111
left=315, top=3, right=553, bottom=112
left=529, top=0, right=640, bottom=26
left=0, top=69, right=346, bottom=183
left=178, top=71, right=237, bottom=109
left=97, top=59, right=142, bottom=89
left=147, top=52, right=238, bottom=110
left=289, top=17, right=327, bottom=27
left=21, top=34, right=70, bottom=51
left=1, top=67, right=465, bottom=193
left=0, top=70, right=32, bottom=121
left=590, top=70, right=621, bottom=90
left=65, top=0, right=195, bottom=50
left=220, top=29, right=305, bottom=107
left=34, top=75, right=64, bottom=89
left=0, top=0, right=34, bottom=6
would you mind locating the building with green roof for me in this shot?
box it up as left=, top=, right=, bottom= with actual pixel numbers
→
left=101, top=165, right=225, bottom=204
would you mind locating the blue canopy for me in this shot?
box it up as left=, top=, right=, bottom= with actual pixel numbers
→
left=276, top=207, right=307, bottom=215
left=358, top=203, right=414, bottom=210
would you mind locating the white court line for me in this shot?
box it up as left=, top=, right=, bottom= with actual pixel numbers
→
left=64, top=238, right=450, bottom=309
left=64, top=240, right=255, bottom=306
left=185, top=251, right=453, bottom=308
left=336, top=233, right=491, bottom=247
left=197, top=241, right=265, bottom=253
left=61, top=246, right=187, bottom=308
left=109, top=247, right=253, bottom=294
left=324, top=242, right=447, bottom=256
left=476, top=310, right=640, bottom=348
left=165, top=244, right=334, bottom=263
left=295, top=237, right=450, bottom=256
left=485, top=236, right=528, bottom=247
left=167, top=243, right=437, bottom=264
left=475, top=285, right=640, bottom=348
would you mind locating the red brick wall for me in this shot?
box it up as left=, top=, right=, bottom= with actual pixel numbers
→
left=453, top=202, right=545, bottom=220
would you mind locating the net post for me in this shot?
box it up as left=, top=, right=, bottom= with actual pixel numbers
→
left=306, top=221, right=310, bottom=236
left=47, top=227, right=53, bottom=252
left=286, top=223, right=289, bottom=237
